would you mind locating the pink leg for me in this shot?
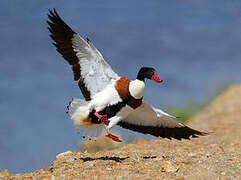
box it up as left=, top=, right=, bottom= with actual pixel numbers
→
left=94, top=112, right=110, bottom=126
left=106, top=128, right=122, bottom=142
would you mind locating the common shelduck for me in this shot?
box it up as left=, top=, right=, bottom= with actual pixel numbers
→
left=47, top=9, right=207, bottom=142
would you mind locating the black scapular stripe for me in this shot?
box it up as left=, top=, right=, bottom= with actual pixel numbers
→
left=89, top=101, right=127, bottom=124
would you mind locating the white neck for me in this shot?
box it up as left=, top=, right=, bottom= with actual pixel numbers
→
left=129, top=79, right=145, bottom=99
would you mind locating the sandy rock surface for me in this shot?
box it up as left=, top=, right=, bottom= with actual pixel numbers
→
left=1, top=85, right=241, bottom=180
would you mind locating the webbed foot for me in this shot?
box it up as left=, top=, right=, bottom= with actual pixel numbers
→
left=106, top=128, right=122, bottom=142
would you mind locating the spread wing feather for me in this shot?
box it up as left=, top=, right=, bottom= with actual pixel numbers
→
left=118, top=102, right=208, bottom=140
left=47, top=9, right=119, bottom=100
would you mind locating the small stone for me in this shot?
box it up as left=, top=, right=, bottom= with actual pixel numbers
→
left=57, top=174, right=65, bottom=180
left=87, top=162, right=94, bottom=166
left=188, top=153, right=196, bottom=157
left=43, top=177, right=50, bottom=180
left=66, top=158, right=74, bottom=163
left=161, top=161, right=179, bottom=173
left=0, top=169, right=11, bottom=176
left=56, top=167, right=65, bottom=172
left=56, top=151, right=72, bottom=159
left=178, top=175, right=185, bottom=180
left=96, top=162, right=109, bottom=167
left=220, top=171, right=226, bottom=176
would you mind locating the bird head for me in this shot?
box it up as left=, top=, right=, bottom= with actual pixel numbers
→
left=137, top=67, right=163, bottom=83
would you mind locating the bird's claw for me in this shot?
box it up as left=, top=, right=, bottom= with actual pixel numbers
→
left=106, top=128, right=122, bottom=142
left=94, top=112, right=110, bottom=126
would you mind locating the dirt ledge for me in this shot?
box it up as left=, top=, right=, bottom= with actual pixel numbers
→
left=1, top=85, right=241, bottom=180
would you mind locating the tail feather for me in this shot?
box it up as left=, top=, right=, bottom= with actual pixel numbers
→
left=67, top=98, right=92, bottom=127
left=68, top=98, right=104, bottom=138
left=67, top=98, right=87, bottom=116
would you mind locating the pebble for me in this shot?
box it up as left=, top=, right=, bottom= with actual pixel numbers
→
left=161, top=161, right=179, bottom=173
left=56, top=151, right=72, bottom=159
left=96, top=162, right=109, bottom=167
left=66, top=158, right=74, bottom=163
left=188, top=153, right=196, bottom=157
left=57, top=174, right=66, bottom=180
left=220, top=171, right=226, bottom=176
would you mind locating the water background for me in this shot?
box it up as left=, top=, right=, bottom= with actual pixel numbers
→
left=1, top=0, right=241, bottom=173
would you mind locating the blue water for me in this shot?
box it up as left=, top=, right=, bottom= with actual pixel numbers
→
left=0, top=0, right=241, bottom=173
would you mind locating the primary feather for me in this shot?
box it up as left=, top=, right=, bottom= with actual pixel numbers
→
left=118, top=102, right=207, bottom=140
left=47, top=9, right=119, bottom=101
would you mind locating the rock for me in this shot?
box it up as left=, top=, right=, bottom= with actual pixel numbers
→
left=188, top=153, right=196, bottom=157
left=177, top=175, right=185, bottom=180
left=56, top=150, right=72, bottom=159
left=0, top=169, right=11, bottom=177
left=57, top=174, right=66, bottom=180
left=220, top=171, right=226, bottom=176
left=161, top=161, right=179, bottom=173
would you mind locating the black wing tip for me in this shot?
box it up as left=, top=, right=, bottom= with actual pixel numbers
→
left=47, top=8, right=66, bottom=30
left=48, top=8, right=58, bottom=17
left=118, top=121, right=209, bottom=141
left=46, top=8, right=82, bottom=84
left=190, top=126, right=210, bottom=136
left=47, top=8, right=75, bottom=37
left=47, top=8, right=61, bottom=24
left=196, top=131, right=211, bottom=136
left=178, top=127, right=210, bottom=140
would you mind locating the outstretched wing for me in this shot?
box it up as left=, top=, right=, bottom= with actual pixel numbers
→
left=118, top=102, right=207, bottom=140
left=47, top=9, right=120, bottom=100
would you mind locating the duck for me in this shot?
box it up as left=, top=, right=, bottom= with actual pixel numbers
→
left=47, top=9, right=207, bottom=142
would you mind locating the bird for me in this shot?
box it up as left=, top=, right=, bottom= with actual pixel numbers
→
left=47, top=9, right=207, bottom=142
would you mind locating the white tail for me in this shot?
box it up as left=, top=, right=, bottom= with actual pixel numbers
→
left=67, top=98, right=104, bottom=138
left=67, top=98, right=91, bottom=127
